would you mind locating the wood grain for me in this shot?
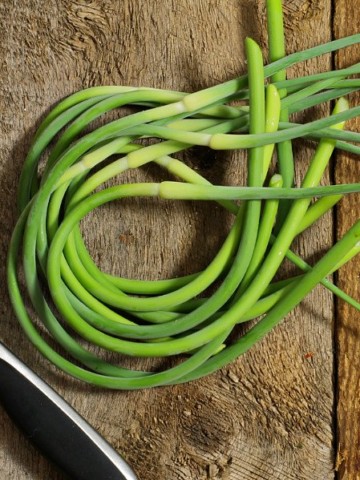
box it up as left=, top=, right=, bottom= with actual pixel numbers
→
left=0, top=1, right=357, bottom=479
left=333, top=1, right=360, bottom=479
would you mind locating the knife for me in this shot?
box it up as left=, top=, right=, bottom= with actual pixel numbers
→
left=0, top=341, right=138, bottom=480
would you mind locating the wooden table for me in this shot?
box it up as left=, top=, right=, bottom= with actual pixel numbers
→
left=0, top=1, right=359, bottom=478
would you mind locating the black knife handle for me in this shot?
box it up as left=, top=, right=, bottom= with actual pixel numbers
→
left=0, top=344, right=137, bottom=480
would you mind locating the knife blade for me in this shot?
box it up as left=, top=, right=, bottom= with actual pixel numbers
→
left=0, top=341, right=138, bottom=480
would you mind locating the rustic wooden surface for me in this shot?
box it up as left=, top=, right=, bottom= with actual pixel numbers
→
left=0, top=1, right=358, bottom=479
left=334, top=1, right=360, bottom=478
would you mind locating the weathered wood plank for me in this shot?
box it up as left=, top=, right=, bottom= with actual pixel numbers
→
left=333, top=1, right=360, bottom=478
left=0, top=1, right=353, bottom=479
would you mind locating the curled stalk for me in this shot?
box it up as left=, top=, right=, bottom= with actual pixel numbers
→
left=6, top=1, right=360, bottom=389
